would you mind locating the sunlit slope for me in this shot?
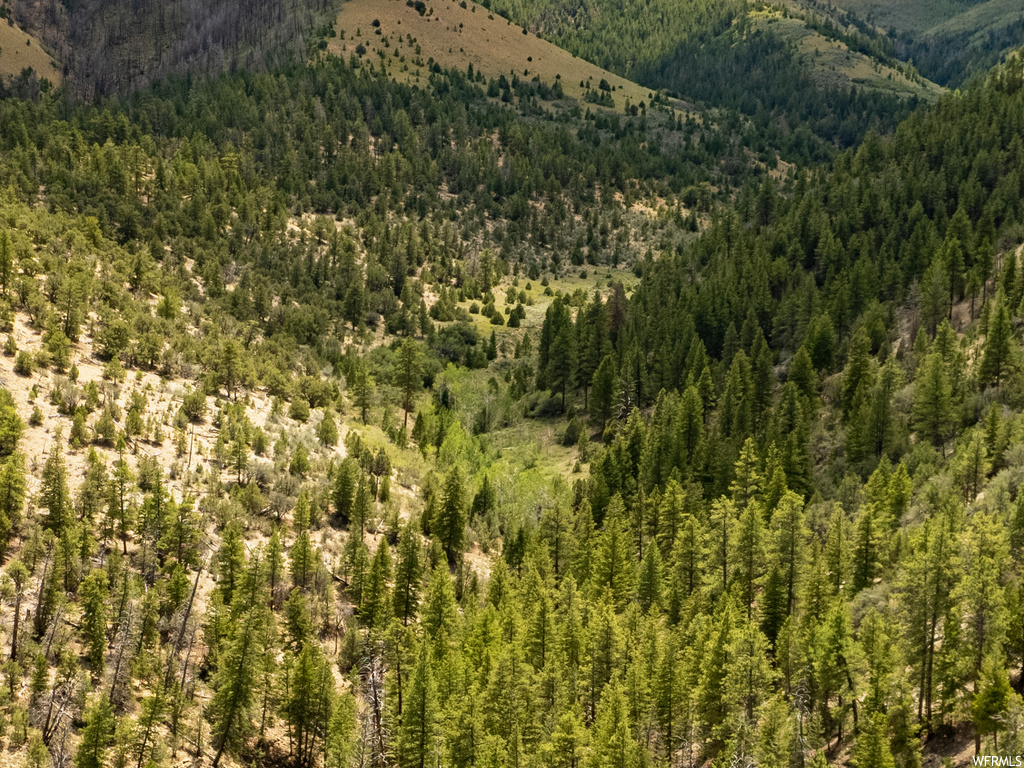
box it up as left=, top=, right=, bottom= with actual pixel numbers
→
left=330, top=0, right=682, bottom=115
left=0, top=16, right=60, bottom=83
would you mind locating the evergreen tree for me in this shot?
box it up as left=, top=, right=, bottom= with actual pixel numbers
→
left=75, top=696, right=116, bottom=768
left=318, top=408, right=339, bottom=447
left=362, top=542, right=393, bottom=630
left=591, top=355, right=617, bottom=427
left=972, top=654, right=1013, bottom=753
left=913, top=352, right=953, bottom=451
left=434, top=467, right=466, bottom=565
left=79, top=568, right=108, bottom=670
left=593, top=495, right=634, bottom=609
left=979, top=290, right=1014, bottom=388
left=398, top=641, right=439, bottom=768
left=588, top=681, right=640, bottom=768
left=209, top=605, right=274, bottom=767
left=41, top=438, right=71, bottom=534
left=283, top=643, right=336, bottom=768
left=393, top=524, right=423, bottom=625
left=397, top=338, right=422, bottom=431
left=0, top=452, right=26, bottom=557
left=854, top=712, right=896, bottom=768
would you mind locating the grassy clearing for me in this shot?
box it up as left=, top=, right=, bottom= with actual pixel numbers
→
left=330, top=0, right=684, bottom=116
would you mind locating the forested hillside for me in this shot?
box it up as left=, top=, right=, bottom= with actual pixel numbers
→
left=826, top=0, right=1024, bottom=87
left=2, top=7, right=1024, bottom=768
left=479, top=0, right=936, bottom=161
left=6, top=0, right=339, bottom=97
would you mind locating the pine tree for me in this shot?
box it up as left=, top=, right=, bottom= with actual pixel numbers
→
left=397, top=641, right=439, bottom=768
left=842, top=327, right=874, bottom=418
left=0, top=387, right=22, bottom=456
left=318, top=408, right=339, bottom=447
left=75, top=696, right=115, bottom=768
left=434, top=467, right=466, bottom=565
left=397, top=338, right=422, bottom=431
left=637, top=544, right=663, bottom=614
left=588, top=681, right=640, bottom=768
left=972, top=654, right=1013, bottom=753
left=913, top=352, right=953, bottom=451
left=0, top=452, right=25, bottom=557
left=284, top=642, right=336, bottom=768
left=353, top=362, right=375, bottom=424
left=591, top=355, right=617, bottom=427
left=593, top=495, right=634, bottom=609
left=709, top=497, right=737, bottom=595
left=734, top=501, right=765, bottom=619
left=422, top=565, right=459, bottom=642
left=541, top=708, right=587, bottom=768
left=333, top=458, right=359, bottom=524
left=724, top=618, right=775, bottom=724
left=362, top=542, right=393, bottom=630
left=979, top=290, right=1014, bottom=387
left=754, top=694, right=796, bottom=768
left=0, top=229, right=11, bottom=296
left=41, top=438, right=71, bottom=533
left=953, top=512, right=1010, bottom=690
left=696, top=599, right=735, bottom=749
left=854, top=712, right=896, bottom=768
left=678, top=385, right=705, bottom=467
left=209, top=605, right=273, bottom=767
left=80, top=568, right=108, bottom=671
left=393, top=524, right=423, bottom=625
left=853, top=502, right=883, bottom=593
left=217, top=522, right=246, bottom=606
left=668, top=514, right=705, bottom=619
left=730, top=438, right=763, bottom=508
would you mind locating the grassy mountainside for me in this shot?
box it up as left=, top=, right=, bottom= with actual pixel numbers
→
left=331, top=0, right=680, bottom=116
left=751, top=7, right=943, bottom=100
left=0, top=13, right=58, bottom=85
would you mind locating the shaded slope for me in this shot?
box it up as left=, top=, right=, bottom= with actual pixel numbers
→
left=10, top=0, right=339, bottom=97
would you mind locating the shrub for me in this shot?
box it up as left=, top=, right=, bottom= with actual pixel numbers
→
left=13, top=351, right=32, bottom=376
left=181, top=388, right=207, bottom=422
left=289, top=398, right=311, bottom=422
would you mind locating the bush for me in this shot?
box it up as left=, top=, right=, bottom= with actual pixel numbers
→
left=181, top=388, right=206, bottom=422
left=93, top=407, right=117, bottom=445
left=69, top=410, right=87, bottom=445
left=13, top=351, right=32, bottom=376
left=563, top=416, right=584, bottom=446
left=289, top=398, right=311, bottom=422
left=290, top=444, right=310, bottom=476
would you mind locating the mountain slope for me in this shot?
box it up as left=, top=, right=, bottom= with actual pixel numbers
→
left=824, top=0, right=1024, bottom=86
left=478, top=0, right=942, bottom=159
left=0, top=13, right=59, bottom=85
left=9, top=0, right=338, bottom=97
left=331, top=0, right=679, bottom=116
